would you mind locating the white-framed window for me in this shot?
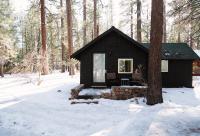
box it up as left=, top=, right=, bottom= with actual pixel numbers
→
left=161, top=60, right=168, bottom=72
left=118, top=59, right=133, bottom=74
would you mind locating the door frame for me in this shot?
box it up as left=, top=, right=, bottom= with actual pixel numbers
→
left=92, top=53, right=106, bottom=84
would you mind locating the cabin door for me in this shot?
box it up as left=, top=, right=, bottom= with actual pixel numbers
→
left=93, top=53, right=105, bottom=83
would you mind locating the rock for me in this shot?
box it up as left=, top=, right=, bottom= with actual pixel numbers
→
left=57, top=90, right=62, bottom=92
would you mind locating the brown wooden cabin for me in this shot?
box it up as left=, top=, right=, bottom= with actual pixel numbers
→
left=71, top=26, right=199, bottom=88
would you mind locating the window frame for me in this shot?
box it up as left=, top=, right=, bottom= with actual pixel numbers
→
left=118, top=58, right=133, bottom=74
left=161, top=60, right=168, bottom=72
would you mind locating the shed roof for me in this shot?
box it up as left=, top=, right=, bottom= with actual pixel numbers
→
left=71, top=26, right=199, bottom=60
left=142, top=43, right=200, bottom=60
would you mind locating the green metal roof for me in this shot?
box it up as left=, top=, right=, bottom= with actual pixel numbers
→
left=142, top=43, right=200, bottom=60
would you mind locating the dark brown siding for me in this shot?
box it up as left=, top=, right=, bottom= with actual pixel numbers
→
left=80, top=32, right=148, bottom=87
left=162, top=60, right=193, bottom=88
left=79, top=31, right=193, bottom=88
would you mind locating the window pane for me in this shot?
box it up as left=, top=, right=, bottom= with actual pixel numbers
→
left=125, top=60, right=131, bottom=72
left=161, top=60, right=168, bottom=72
left=118, top=59, right=133, bottom=73
left=119, top=60, right=125, bottom=72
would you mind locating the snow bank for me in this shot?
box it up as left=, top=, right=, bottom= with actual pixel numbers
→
left=0, top=73, right=200, bottom=136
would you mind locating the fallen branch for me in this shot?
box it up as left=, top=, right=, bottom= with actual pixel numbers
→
left=71, top=101, right=99, bottom=104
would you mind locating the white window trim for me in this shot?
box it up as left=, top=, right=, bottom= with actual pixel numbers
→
left=161, top=60, right=168, bottom=72
left=118, top=58, right=133, bottom=74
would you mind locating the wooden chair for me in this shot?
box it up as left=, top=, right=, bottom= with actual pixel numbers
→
left=106, top=72, right=119, bottom=86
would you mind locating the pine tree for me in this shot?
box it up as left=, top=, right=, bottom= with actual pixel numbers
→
left=66, top=0, right=75, bottom=75
left=93, top=0, right=98, bottom=38
left=60, top=0, right=65, bottom=73
left=136, top=0, right=142, bottom=42
left=83, top=0, right=87, bottom=45
left=40, top=0, right=49, bottom=75
left=162, top=0, right=167, bottom=43
left=0, top=0, right=16, bottom=77
left=147, top=0, right=164, bottom=105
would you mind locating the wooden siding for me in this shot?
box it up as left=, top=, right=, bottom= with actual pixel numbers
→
left=80, top=32, right=148, bottom=87
left=78, top=30, right=193, bottom=88
left=162, top=60, right=193, bottom=87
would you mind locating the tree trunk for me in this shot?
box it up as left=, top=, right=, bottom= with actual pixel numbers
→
left=162, top=0, right=166, bottom=43
left=190, top=24, right=194, bottom=49
left=0, top=64, right=4, bottom=77
left=83, top=0, right=87, bottom=45
left=66, top=0, right=75, bottom=75
left=33, top=29, right=38, bottom=73
left=61, top=0, right=65, bottom=73
left=147, top=0, right=163, bottom=105
left=25, top=27, right=28, bottom=54
left=137, top=0, right=142, bottom=42
left=40, top=0, right=49, bottom=75
left=109, top=0, right=113, bottom=26
left=146, top=8, right=149, bottom=42
left=177, top=32, right=181, bottom=42
left=197, top=37, right=200, bottom=50
left=130, top=2, right=133, bottom=38
left=93, top=0, right=98, bottom=38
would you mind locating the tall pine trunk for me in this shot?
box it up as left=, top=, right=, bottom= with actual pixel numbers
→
left=0, top=64, right=4, bottom=77
left=40, top=0, right=49, bottom=75
left=190, top=24, right=194, bottom=49
left=130, top=2, right=133, bottom=38
left=177, top=13, right=181, bottom=42
left=93, top=0, right=97, bottom=38
left=83, top=0, right=87, bottom=45
left=66, top=0, right=75, bottom=75
left=109, top=0, right=113, bottom=26
left=147, top=0, right=163, bottom=105
left=197, top=37, right=200, bottom=50
left=178, top=32, right=181, bottom=42
left=162, top=0, right=166, bottom=43
left=61, top=0, right=65, bottom=73
left=137, top=0, right=142, bottom=42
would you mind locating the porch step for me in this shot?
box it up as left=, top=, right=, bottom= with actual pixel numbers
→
left=91, top=85, right=107, bottom=89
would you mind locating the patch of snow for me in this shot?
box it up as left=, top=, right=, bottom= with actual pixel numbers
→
left=79, top=88, right=111, bottom=96
left=0, top=73, right=200, bottom=136
left=194, top=50, right=200, bottom=57
left=117, top=85, right=147, bottom=88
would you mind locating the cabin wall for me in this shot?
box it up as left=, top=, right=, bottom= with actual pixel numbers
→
left=162, top=60, right=193, bottom=87
left=79, top=32, right=148, bottom=87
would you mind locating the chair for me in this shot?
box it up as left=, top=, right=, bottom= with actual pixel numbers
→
left=106, top=72, right=119, bottom=86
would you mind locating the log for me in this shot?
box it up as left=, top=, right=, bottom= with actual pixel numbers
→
left=71, top=101, right=99, bottom=104
left=70, top=84, right=84, bottom=99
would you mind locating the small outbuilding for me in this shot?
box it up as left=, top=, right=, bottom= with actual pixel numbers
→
left=71, top=26, right=199, bottom=88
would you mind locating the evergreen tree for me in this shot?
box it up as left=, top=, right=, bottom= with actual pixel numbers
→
left=147, top=0, right=164, bottom=105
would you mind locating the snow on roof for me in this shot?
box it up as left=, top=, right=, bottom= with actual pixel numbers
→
left=194, top=50, right=200, bottom=57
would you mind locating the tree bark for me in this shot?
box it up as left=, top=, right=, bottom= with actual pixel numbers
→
left=83, top=0, right=87, bottom=45
left=147, top=0, right=163, bottom=105
left=0, top=64, right=4, bottom=77
left=93, top=0, right=98, bottom=38
left=190, top=24, right=194, bottom=49
left=130, top=2, right=133, bottom=38
left=177, top=32, right=181, bottom=42
left=137, top=0, right=142, bottom=42
left=61, top=0, right=65, bottom=73
left=40, top=0, right=49, bottom=75
left=162, top=0, right=167, bottom=43
left=197, top=37, right=200, bottom=50
left=109, top=0, right=113, bottom=26
left=66, top=0, right=75, bottom=75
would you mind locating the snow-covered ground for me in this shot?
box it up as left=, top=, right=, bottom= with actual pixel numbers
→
left=0, top=72, right=200, bottom=136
